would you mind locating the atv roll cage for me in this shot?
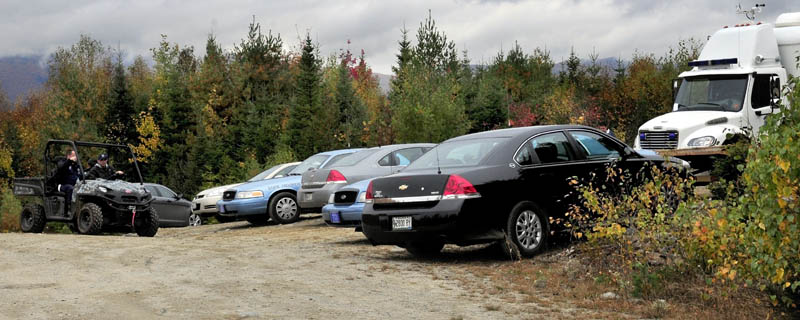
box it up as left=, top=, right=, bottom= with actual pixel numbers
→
left=45, top=140, right=145, bottom=184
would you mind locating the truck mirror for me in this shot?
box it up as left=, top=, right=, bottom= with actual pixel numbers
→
left=672, top=78, right=681, bottom=100
left=770, top=76, right=781, bottom=109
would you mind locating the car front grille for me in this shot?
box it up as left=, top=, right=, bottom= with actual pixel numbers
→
left=334, top=191, right=358, bottom=205
left=204, top=205, right=216, bottom=210
left=639, top=130, right=679, bottom=150
left=222, top=191, right=236, bottom=200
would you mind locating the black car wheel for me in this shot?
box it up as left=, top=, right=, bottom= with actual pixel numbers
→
left=268, top=192, right=299, bottom=224
left=503, top=202, right=548, bottom=258
left=135, top=208, right=159, bottom=237
left=405, top=240, right=445, bottom=257
left=20, top=204, right=46, bottom=233
left=77, top=202, right=104, bottom=235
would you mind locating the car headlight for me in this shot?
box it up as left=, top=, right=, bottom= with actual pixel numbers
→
left=328, top=194, right=335, bottom=204
left=236, top=190, right=264, bottom=199
left=688, top=136, right=717, bottom=147
left=98, top=186, right=109, bottom=193
left=357, top=192, right=366, bottom=203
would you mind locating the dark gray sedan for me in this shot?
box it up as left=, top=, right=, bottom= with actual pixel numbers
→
left=143, top=183, right=198, bottom=227
left=298, top=143, right=435, bottom=213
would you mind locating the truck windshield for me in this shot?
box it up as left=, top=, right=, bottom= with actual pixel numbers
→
left=674, top=75, right=748, bottom=112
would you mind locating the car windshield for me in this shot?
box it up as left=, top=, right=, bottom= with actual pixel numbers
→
left=248, top=164, right=283, bottom=182
left=325, top=149, right=379, bottom=167
left=674, top=75, right=748, bottom=112
left=288, top=155, right=329, bottom=175
left=404, top=138, right=507, bottom=171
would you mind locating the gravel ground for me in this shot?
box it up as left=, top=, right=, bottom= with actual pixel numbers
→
left=0, top=215, right=625, bottom=319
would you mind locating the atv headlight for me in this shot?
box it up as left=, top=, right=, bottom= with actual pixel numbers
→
left=236, top=190, right=264, bottom=199
left=98, top=186, right=109, bottom=193
left=688, top=136, right=716, bottom=147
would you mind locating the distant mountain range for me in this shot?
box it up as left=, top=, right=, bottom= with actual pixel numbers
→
left=0, top=55, right=47, bottom=105
left=0, top=55, right=624, bottom=107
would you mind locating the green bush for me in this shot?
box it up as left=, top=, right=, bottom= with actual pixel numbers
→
left=0, top=186, right=22, bottom=232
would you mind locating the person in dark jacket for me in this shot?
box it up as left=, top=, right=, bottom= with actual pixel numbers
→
left=54, top=149, right=81, bottom=216
left=86, top=153, right=124, bottom=180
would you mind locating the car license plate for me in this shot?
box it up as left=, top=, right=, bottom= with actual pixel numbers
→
left=304, top=193, right=312, bottom=201
left=331, top=212, right=341, bottom=224
left=392, top=216, right=412, bottom=230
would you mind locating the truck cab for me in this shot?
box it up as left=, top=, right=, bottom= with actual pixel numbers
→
left=634, top=12, right=800, bottom=170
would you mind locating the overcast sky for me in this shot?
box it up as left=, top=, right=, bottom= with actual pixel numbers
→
left=0, top=0, right=795, bottom=74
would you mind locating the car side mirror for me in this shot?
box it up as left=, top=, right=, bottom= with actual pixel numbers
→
left=175, top=193, right=183, bottom=199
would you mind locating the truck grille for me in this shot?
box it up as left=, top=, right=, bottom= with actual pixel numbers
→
left=222, top=191, right=236, bottom=200
left=334, top=190, right=358, bottom=205
left=639, top=130, right=679, bottom=150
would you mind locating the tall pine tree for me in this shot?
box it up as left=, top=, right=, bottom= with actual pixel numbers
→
left=105, top=52, right=137, bottom=145
left=286, top=34, right=325, bottom=159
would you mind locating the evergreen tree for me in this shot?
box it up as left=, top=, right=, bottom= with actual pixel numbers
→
left=334, top=55, right=366, bottom=147
left=388, top=27, right=412, bottom=104
left=0, top=81, right=9, bottom=112
left=105, top=52, right=137, bottom=145
left=286, top=34, right=325, bottom=159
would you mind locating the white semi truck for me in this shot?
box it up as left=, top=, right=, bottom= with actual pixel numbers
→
left=634, top=9, right=800, bottom=173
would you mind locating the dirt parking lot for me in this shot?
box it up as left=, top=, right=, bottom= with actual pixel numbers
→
left=0, top=215, right=630, bottom=319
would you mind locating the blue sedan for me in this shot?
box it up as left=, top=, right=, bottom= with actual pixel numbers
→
left=321, top=178, right=373, bottom=229
left=217, top=148, right=363, bottom=225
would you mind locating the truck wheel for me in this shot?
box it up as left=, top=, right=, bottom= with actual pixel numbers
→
left=135, top=207, right=159, bottom=237
left=268, top=192, right=299, bottom=224
left=20, top=204, right=46, bottom=233
left=77, top=203, right=104, bottom=235
left=501, top=202, right=549, bottom=259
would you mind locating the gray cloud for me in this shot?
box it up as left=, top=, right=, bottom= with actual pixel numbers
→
left=0, top=0, right=796, bottom=74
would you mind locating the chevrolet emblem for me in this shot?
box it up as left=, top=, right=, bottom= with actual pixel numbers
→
left=398, top=184, right=408, bottom=190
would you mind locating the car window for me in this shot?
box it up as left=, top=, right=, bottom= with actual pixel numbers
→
left=405, top=138, right=507, bottom=170
left=273, top=164, right=297, bottom=178
left=157, top=186, right=177, bottom=198
left=144, top=185, right=162, bottom=197
left=321, top=152, right=358, bottom=169
left=326, top=149, right=379, bottom=167
left=378, top=153, right=392, bottom=166
left=515, top=145, right=533, bottom=166
left=289, top=155, right=330, bottom=174
left=394, top=148, right=425, bottom=166
left=529, top=132, right=574, bottom=164
left=569, top=131, right=621, bottom=160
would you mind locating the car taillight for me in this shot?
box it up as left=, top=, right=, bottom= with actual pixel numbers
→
left=442, top=175, right=480, bottom=199
left=365, top=181, right=374, bottom=202
left=326, top=170, right=347, bottom=184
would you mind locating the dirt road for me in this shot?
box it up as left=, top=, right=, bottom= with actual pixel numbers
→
left=0, top=216, right=625, bottom=319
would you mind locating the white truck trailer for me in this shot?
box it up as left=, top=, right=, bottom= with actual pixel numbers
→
left=634, top=10, right=800, bottom=174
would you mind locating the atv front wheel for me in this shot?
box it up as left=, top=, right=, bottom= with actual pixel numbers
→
left=135, top=208, right=159, bottom=237
left=20, top=204, right=46, bottom=233
left=77, top=202, right=104, bottom=235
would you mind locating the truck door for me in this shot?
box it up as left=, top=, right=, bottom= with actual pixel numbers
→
left=748, top=73, right=777, bottom=136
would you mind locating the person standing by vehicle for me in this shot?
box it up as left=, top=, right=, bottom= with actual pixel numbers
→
left=55, top=149, right=81, bottom=216
left=86, top=153, right=124, bottom=180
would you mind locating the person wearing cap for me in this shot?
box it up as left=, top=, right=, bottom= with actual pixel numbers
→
left=53, top=149, right=81, bottom=215
left=86, top=153, right=124, bottom=180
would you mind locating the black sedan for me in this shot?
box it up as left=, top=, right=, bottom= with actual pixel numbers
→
left=143, top=183, right=198, bottom=227
left=361, top=125, right=688, bottom=257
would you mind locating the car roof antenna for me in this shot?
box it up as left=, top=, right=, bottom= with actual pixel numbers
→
left=435, top=146, right=442, bottom=175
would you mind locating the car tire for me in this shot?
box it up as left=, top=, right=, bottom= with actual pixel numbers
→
left=135, top=207, right=159, bottom=237
left=20, top=204, right=46, bottom=233
left=405, top=240, right=445, bottom=257
left=268, top=192, right=299, bottom=224
left=77, top=202, right=104, bottom=235
left=189, top=213, right=201, bottom=227
left=502, top=202, right=549, bottom=259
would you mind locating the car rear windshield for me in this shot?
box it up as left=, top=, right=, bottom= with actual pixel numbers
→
left=404, top=137, right=507, bottom=171
left=324, top=149, right=379, bottom=167
left=248, top=164, right=283, bottom=181
left=289, top=155, right=330, bottom=175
